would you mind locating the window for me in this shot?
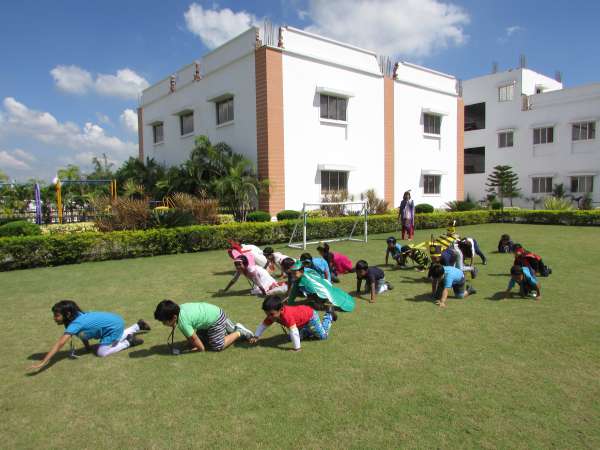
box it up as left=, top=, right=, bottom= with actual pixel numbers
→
left=423, top=113, right=441, bottom=135
left=321, top=171, right=348, bottom=194
left=320, top=95, right=347, bottom=121
left=216, top=98, right=234, bottom=125
left=532, top=177, right=553, bottom=194
left=572, top=121, right=596, bottom=141
left=571, top=176, right=594, bottom=193
left=464, top=147, right=485, bottom=174
left=423, top=175, right=441, bottom=195
left=180, top=112, right=194, bottom=135
left=464, top=102, right=485, bottom=131
left=152, top=123, right=164, bottom=144
left=498, top=131, right=514, bottom=148
left=533, top=127, right=554, bottom=145
left=498, top=84, right=514, bottom=102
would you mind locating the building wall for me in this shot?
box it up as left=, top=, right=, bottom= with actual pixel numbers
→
left=139, top=29, right=258, bottom=167
left=463, top=68, right=600, bottom=206
left=280, top=27, right=386, bottom=210
left=393, top=63, right=459, bottom=208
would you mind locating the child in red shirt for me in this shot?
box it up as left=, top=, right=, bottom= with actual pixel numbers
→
left=249, top=296, right=334, bottom=351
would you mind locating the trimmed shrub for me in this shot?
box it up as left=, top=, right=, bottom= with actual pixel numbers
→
left=415, top=204, right=434, bottom=214
left=216, top=214, right=235, bottom=225
left=276, top=210, right=301, bottom=221
left=151, top=209, right=197, bottom=228
left=0, top=217, right=23, bottom=226
left=2, top=210, right=599, bottom=271
left=543, top=196, right=573, bottom=210
left=491, top=201, right=502, bottom=210
left=0, top=220, right=41, bottom=238
left=41, top=222, right=98, bottom=235
left=246, top=211, right=271, bottom=222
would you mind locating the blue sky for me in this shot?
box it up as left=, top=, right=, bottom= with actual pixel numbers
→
left=1, top=0, right=599, bottom=181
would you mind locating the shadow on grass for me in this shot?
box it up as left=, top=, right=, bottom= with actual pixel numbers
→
left=398, top=276, right=430, bottom=284
left=128, top=343, right=174, bottom=358
left=487, top=273, right=509, bottom=277
left=211, top=289, right=252, bottom=298
left=212, top=270, right=236, bottom=276
left=485, top=291, right=506, bottom=301
left=405, top=293, right=437, bottom=304
left=26, top=350, right=87, bottom=375
left=236, top=334, right=290, bottom=351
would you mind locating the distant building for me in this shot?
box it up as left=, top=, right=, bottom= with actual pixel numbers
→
left=462, top=68, right=599, bottom=206
left=138, top=26, right=462, bottom=215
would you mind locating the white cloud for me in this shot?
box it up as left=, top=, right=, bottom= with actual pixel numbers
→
left=498, top=25, right=523, bottom=44
left=184, top=3, right=260, bottom=48
left=304, top=0, right=469, bottom=58
left=50, top=65, right=94, bottom=94
left=0, top=97, right=136, bottom=161
left=506, top=25, right=522, bottom=37
left=0, top=149, right=33, bottom=170
left=95, top=69, right=149, bottom=100
left=49, top=66, right=149, bottom=100
left=120, top=108, right=138, bottom=134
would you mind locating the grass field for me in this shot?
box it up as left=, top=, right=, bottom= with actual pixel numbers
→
left=1, top=224, right=599, bottom=449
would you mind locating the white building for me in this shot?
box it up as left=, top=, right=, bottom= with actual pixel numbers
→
left=138, top=26, right=463, bottom=215
left=462, top=68, right=600, bottom=207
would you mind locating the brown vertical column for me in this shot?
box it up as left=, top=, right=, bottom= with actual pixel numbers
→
left=137, top=107, right=144, bottom=162
left=255, top=47, right=285, bottom=215
left=456, top=97, right=465, bottom=200
left=383, top=77, right=395, bottom=207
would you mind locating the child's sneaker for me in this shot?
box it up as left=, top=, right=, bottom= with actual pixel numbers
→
left=234, top=323, right=254, bottom=340
left=126, top=334, right=144, bottom=347
left=224, top=318, right=236, bottom=334
left=471, top=267, right=478, bottom=279
left=467, top=285, right=477, bottom=296
left=137, top=319, right=151, bottom=332
left=386, top=281, right=394, bottom=290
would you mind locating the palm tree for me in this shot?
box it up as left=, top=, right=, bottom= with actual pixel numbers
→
left=212, top=153, right=268, bottom=221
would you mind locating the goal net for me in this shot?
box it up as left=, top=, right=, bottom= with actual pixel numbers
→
left=287, top=201, right=368, bottom=250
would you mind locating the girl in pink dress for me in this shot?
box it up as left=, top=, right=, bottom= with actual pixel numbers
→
left=317, top=243, right=353, bottom=283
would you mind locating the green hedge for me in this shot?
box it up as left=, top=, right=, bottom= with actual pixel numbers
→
left=0, top=220, right=41, bottom=237
left=1, top=210, right=599, bottom=271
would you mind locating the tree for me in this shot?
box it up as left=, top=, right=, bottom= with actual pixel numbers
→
left=212, top=152, right=268, bottom=221
left=485, top=165, right=520, bottom=207
left=57, top=164, right=82, bottom=181
left=553, top=183, right=567, bottom=199
left=0, top=169, right=9, bottom=183
left=88, top=153, right=115, bottom=180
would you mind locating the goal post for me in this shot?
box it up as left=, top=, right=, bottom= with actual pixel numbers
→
left=287, top=201, right=368, bottom=250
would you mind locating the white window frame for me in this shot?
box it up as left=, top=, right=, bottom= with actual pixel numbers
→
left=152, top=122, right=164, bottom=144
left=572, top=121, right=596, bottom=141
left=532, top=177, right=553, bottom=194
left=216, top=97, right=234, bottom=126
left=570, top=175, right=594, bottom=193
left=498, top=131, right=514, bottom=148
left=533, top=127, right=554, bottom=145
left=423, top=174, right=441, bottom=195
left=498, top=84, right=515, bottom=102
left=423, top=113, right=441, bottom=136
left=179, top=111, right=194, bottom=136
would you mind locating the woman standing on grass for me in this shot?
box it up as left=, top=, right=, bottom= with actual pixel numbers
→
left=29, top=300, right=150, bottom=371
left=399, top=190, right=415, bottom=240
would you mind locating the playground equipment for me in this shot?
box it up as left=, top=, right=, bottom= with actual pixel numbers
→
left=54, top=178, right=117, bottom=224
left=0, top=182, right=43, bottom=224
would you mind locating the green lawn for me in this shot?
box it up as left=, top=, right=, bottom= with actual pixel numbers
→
left=1, top=224, right=599, bottom=449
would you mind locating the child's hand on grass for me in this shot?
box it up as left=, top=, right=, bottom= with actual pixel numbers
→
left=28, top=361, right=45, bottom=371
left=248, top=337, right=258, bottom=344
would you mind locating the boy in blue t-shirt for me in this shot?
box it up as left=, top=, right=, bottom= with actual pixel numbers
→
left=505, top=265, right=541, bottom=300
left=385, top=237, right=404, bottom=266
left=429, top=263, right=476, bottom=308
left=300, top=252, right=331, bottom=282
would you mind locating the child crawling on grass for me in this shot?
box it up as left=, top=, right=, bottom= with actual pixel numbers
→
left=249, top=295, right=334, bottom=352
left=354, top=260, right=393, bottom=303
left=29, top=300, right=150, bottom=371
left=154, top=300, right=253, bottom=353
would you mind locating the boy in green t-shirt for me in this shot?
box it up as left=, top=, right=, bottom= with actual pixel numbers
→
left=154, top=300, right=254, bottom=353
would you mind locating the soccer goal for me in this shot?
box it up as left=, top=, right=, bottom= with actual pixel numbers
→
left=287, top=201, right=368, bottom=250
